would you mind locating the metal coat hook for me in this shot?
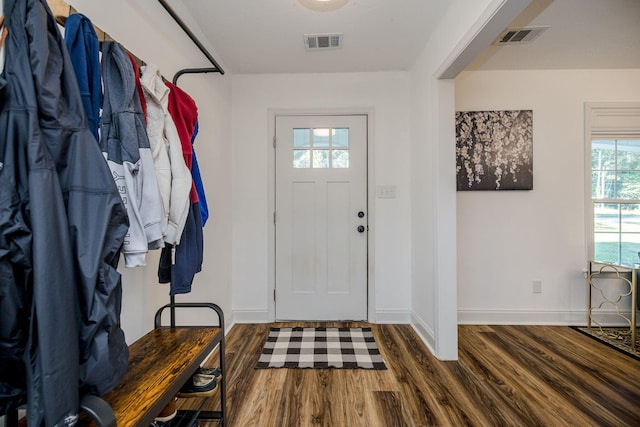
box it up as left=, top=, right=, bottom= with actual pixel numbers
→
left=157, top=0, right=225, bottom=78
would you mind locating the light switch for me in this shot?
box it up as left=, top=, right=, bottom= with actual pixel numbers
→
left=376, top=185, right=397, bottom=199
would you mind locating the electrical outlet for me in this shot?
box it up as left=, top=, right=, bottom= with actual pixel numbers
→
left=532, top=280, right=542, bottom=294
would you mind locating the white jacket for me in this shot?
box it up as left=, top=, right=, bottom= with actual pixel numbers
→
left=101, top=41, right=165, bottom=267
left=140, top=64, right=192, bottom=245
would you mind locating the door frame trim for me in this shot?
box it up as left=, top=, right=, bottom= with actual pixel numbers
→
left=267, top=108, right=376, bottom=322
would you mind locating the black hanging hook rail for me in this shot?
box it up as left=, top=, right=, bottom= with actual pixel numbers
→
left=157, top=0, right=225, bottom=79
left=172, top=67, right=220, bottom=85
left=157, top=1, right=224, bottom=327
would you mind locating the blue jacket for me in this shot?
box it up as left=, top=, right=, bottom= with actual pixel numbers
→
left=158, top=202, right=203, bottom=295
left=64, top=13, right=102, bottom=141
left=158, top=87, right=203, bottom=295
left=191, top=121, right=209, bottom=226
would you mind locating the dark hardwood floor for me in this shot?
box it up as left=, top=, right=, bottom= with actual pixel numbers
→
left=183, top=323, right=640, bottom=426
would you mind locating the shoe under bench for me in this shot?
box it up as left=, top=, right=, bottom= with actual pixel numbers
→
left=80, top=303, right=226, bottom=427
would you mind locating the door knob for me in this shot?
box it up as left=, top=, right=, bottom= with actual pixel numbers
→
left=357, top=211, right=365, bottom=218
left=357, top=225, right=365, bottom=233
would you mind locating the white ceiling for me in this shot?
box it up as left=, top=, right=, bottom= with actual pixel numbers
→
left=467, top=0, right=640, bottom=71
left=180, top=0, right=450, bottom=74
left=180, top=0, right=640, bottom=75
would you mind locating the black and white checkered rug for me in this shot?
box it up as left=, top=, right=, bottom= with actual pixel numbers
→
left=256, top=327, right=387, bottom=370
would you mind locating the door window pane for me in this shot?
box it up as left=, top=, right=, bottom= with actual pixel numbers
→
left=332, top=150, right=349, bottom=168
left=313, top=129, right=330, bottom=147
left=333, top=128, right=349, bottom=147
left=293, top=150, right=311, bottom=168
left=293, top=127, right=351, bottom=169
left=294, top=128, right=311, bottom=147
left=313, top=149, right=329, bottom=168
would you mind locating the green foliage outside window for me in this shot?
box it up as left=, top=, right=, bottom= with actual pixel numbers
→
left=592, top=139, right=640, bottom=265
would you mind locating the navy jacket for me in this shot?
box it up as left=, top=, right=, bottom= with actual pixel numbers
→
left=0, top=0, right=129, bottom=423
left=158, top=86, right=203, bottom=295
left=64, top=13, right=102, bottom=141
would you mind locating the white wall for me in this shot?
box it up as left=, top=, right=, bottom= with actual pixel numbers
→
left=231, top=72, right=413, bottom=323
left=408, top=0, right=505, bottom=360
left=455, top=69, right=640, bottom=325
left=68, top=0, right=234, bottom=342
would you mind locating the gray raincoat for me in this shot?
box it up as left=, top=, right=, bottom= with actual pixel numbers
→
left=0, top=0, right=129, bottom=424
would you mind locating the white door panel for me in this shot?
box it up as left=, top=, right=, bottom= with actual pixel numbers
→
left=275, top=115, right=367, bottom=320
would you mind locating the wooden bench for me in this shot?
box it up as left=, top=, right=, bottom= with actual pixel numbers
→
left=80, top=303, right=226, bottom=427
left=4, top=304, right=225, bottom=427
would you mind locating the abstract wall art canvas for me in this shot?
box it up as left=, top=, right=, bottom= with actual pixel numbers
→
left=456, top=110, right=533, bottom=191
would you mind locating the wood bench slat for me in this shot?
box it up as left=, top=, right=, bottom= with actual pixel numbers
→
left=96, top=327, right=222, bottom=427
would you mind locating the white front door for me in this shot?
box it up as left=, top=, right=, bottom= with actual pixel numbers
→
left=275, top=115, right=368, bottom=320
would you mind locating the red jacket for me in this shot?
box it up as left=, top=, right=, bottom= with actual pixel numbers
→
left=166, top=82, right=199, bottom=203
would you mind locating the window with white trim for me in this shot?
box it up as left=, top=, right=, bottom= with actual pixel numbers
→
left=293, top=128, right=350, bottom=169
left=588, top=103, right=640, bottom=266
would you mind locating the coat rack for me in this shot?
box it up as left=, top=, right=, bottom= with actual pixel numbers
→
left=156, top=0, right=225, bottom=77
left=46, top=0, right=225, bottom=331
left=0, top=3, right=226, bottom=425
left=48, top=0, right=225, bottom=79
left=154, top=0, right=225, bottom=326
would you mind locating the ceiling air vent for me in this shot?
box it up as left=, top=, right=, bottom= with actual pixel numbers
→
left=494, top=26, right=549, bottom=45
left=305, top=33, right=343, bottom=51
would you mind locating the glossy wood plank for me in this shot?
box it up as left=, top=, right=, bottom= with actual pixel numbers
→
left=192, top=323, right=640, bottom=426
left=457, top=327, right=594, bottom=426
left=486, top=325, right=640, bottom=425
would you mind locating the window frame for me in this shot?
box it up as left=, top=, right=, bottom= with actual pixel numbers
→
left=586, top=103, right=640, bottom=265
left=292, top=127, right=350, bottom=169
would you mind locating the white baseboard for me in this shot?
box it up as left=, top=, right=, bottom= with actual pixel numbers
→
left=233, top=309, right=414, bottom=324
left=232, top=309, right=271, bottom=323
left=576, top=311, right=637, bottom=327
left=231, top=309, right=634, bottom=329
left=375, top=309, right=412, bottom=324
left=457, top=309, right=633, bottom=326
left=224, top=313, right=235, bottom=334
left=410, top=311, right=436, bottom=355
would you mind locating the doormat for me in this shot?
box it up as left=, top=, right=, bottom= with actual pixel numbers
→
left=570, top=326, right=640, bottom=361
left=256, top=327, right=387, bottom=370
